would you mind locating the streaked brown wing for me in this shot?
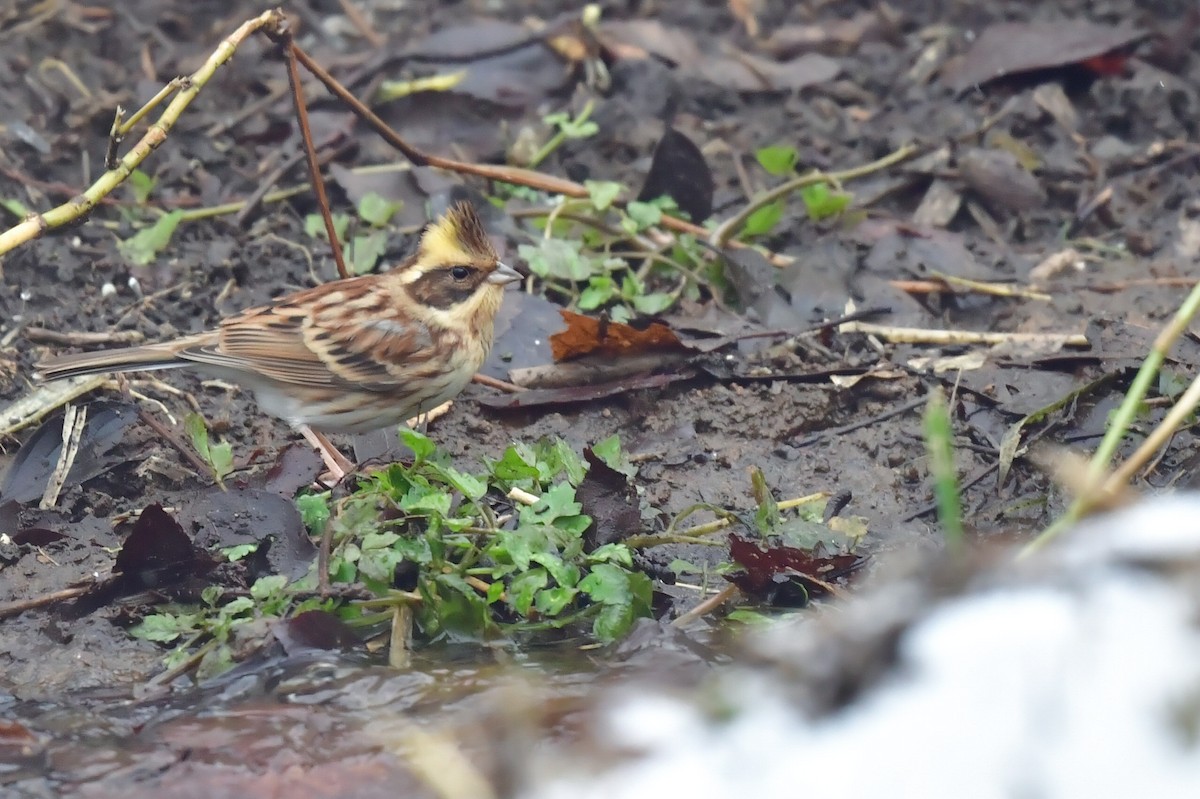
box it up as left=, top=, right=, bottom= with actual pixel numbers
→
left=177, top=278, right=431, bottom=390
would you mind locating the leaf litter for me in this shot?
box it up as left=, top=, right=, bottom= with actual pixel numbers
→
left=1, top=0, right=1200, bottom=792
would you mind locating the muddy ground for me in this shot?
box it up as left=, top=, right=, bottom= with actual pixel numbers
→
left=1, top=0, right=1200, bottom=791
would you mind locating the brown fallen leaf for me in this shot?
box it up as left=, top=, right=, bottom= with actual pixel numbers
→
left=550, top=310, right=689, bottom=362
left=942, top=19, right=1146, bottom=93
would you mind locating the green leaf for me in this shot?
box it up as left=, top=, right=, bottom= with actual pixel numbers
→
left=667, top=558, right=703, bottom=574
left=625, top=201, right=662, bottom=231
left=578, top=562, right=631, bottom=605
left=534, top=586, right=578, bottom=616
left=428, top=573, right=495, bottom=637
left=305, top=212, right=351, bottom=243
left=436, top=466, right=488, bottom=501
left=250, top=575, right=289, bottom=602
left=220, top=543, right=258, bottom=562
left=741, top=200, right=784, bottom=237
left=591, top=434, right=637, bottom=479
left=587, top=543, right=633, bottom=567
left=220, top=596, right=255, bottom=617
left=399, top=428, right=437, bottom=462
left=531, top=551, right=580, bottom=588
left=548, top=439, right=588, bottom=486
left=509, top=568, right=548, bottom=615
left=593, top=602, right=634, bottom=641
left=296, top=493, right=330, bottom=532
left=630, top=291, right=674, bottom=315
left=492, top=529, right=535, bottom=571
left=579, top=276, right=615, bottom=310
left=750, top=466, right=780, bottom=535
left=756, top=145, right=798, bottom=176
left=129, top=169, right=157, bottom=204
left=184, top=413, right=211, bottom=464
left=120, top=210, right=184, bottom=266
left=401, top=488, right=451, bottom=517
left=799, top=183, right=852, bottom=221
left=532, top=482, right=582, bottom=522
left=585, top=180, right=623, bottom=211
left=518, top=239, right=598, bottom=282
left=130, top=613, right=198, bottom=642
left=488, top=445, right=541, bottom=483
left=348, top=230, right=389, bottom=275
left=726, top=608, right=776, bottom=625
left=208, top=440, right=234, bottom=482
left=357, top=192, right=403, bottom=227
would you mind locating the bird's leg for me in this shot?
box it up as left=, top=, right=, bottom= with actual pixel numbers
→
left=299, top=424, right=355, bottom=482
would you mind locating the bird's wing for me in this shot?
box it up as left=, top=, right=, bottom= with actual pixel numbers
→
left=178, top=279, right=434, bottom=390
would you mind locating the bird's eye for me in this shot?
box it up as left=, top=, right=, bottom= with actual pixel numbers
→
left=450, top=265, right=471, bottom=281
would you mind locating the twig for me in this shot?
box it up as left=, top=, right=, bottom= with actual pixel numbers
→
left=277, top=39, right=846, bottom=264
left=839, top=321, right=1089, bottom=349
left=276, top=21, right=350, bottom=280
left=136, top=408, right=210, bottom=477
left=670, top=584, right=739, bottom=628
left=24, top=327, right=145, bottom=346
left=40, top=403, right=86, bottom=509
left=0, top=585, right=92, bottom=620
left=472, top=373, right=525, bottom=393
left=0, top=8, right=284, bottom=257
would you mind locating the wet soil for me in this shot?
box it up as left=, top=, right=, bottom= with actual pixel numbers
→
left=2, top=0, right=1200, bottom=793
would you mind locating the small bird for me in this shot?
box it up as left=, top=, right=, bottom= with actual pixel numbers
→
left=36, top=201, right=522, bottom=479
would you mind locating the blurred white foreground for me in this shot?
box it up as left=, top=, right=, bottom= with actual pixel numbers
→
left=527, top=495, right=1200, bottom=799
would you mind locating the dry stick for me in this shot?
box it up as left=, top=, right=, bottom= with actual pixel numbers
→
left=670, top=584, right=739, bottom=628
left=283, top=41, right=904, bottom=263
left=24, top=327, right=145, bottom=346
left=137, top=408, right=212, bottom=477
left=0, top=585, right=92, bottom=620
left=277, top=29, right=350, bottom=280
left=0, top=8, right=284, bottom=257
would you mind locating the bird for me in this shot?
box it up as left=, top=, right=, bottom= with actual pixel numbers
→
left=35, top=201, right=522, bottom=480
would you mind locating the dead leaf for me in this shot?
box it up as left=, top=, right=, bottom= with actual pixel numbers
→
left=550, top=310, right=689, bottom=362
left=597, top=19, right=703, bottom=67
left=942, top=20, right=1146, bottom=93
left=636, top=127, right=714, bottom=223
left=959, top=148, right=1047, bottom=214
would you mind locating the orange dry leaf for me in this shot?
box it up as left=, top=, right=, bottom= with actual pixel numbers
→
left=550, top=310, right=688, bottom=362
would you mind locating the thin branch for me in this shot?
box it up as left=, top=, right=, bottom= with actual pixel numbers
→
left=277, top=22, right=350, bottom=279
left=0, top=8, right=284, bottom=257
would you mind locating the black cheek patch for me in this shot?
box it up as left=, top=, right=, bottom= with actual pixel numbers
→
left=409, top=267, right=487, bottom=309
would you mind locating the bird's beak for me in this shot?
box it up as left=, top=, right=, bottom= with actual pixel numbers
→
left=488, top=262, right=523, bottom=286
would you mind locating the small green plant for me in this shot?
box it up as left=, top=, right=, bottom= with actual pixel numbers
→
left=303, top=191, right=404, bottom=275
left=738, top=144, right=854, bottom=239
left=315, top=430, right=653, bottom=642
left=134, top=433, right=659, bottom=675
left=516, top=189, right=698, bottom=322
left=185, top=412, right=234, bottom=485
left=924, top=387, right=964, bottom=548
left=529, top=101, right=599, bottom=168
left=131, top=576, right=312, bottom=679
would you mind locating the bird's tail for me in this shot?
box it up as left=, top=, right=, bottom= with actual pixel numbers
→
left=35, top=343, right=190, bottom=382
